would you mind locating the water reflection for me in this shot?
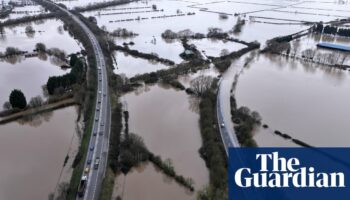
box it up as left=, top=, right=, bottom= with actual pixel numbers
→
left=122, top=84, right=209, bottom=197
left=0, top=106, right=78, bottom=200
left=235, top=54, right=350, bottom=147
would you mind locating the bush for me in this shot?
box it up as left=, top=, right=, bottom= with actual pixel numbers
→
left=9, top=89, right=27, bottom=109
left=28, top=96, right=43, bottom=108
left=35, top=43, right=46, bottom=52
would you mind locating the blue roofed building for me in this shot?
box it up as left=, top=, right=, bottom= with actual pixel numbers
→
left=317, top=42, right=350, bottom=52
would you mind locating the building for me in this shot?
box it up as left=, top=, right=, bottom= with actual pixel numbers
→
left=317, top=42, right=350, bottom=52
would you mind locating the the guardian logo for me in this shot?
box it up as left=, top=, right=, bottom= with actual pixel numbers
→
left=229, top=148, right=350, bottom=200
left=234, top=152, right=345, bottom=188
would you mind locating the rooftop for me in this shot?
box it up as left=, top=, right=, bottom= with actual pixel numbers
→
left=317, top=42, right=350, bottom=52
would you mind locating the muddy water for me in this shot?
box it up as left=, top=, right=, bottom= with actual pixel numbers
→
left=0, top=19, right=81, bottom=53
left=0, top=57, right=69, bottom=106
left=190, top=38, right=246, bottom=57
left=235, top=54, right=350, bottom=147
left=114, top=162, right=194, bottom=200
left=113, top=51, right=169, bottom=77
left=0, top=106, right=78, bottom=200
left=116, top=84, right=209, bottom=199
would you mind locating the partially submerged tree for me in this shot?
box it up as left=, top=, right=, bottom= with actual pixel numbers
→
left=28, top=96, right=43, bottom=108
left=35, top=43, right=46, bottom=52
left=9, top=89, right=27, bottom=109
left=190, top=75, right=214, bottom=96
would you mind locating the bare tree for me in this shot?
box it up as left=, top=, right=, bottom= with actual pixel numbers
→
left=29, top=96, right=44, bottom=108
left=3, top=101, right=12, bottom=110
left=190, top=75, right=214, bottom=96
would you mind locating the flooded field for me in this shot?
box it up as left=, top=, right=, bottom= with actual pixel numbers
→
left=0, top=106, right=79, bottom=200
left=235, top=54, right=350, bottom=147
left=190, top=38, right=246, bottom=57
left=113, top=51, right=168, bottom=77
left=1, top=0, right=350, bottom=199
left=0, top=4, right=48, bottom=22
left=113, top=163, right=195, bottom=200
left=0, top=19, right=81, bottom=53
left=116, top=84, right=209, bottom=199
left=0, top=57, right=70, bottom=106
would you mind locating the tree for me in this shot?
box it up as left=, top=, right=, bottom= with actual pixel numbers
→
left=35, top=43, right=46, bottom=52
left=190, top=75, right=214, bottom=96
left=25, top=25, right=35, bottom=33
left=69, top=54, right=78, bottom=67
left=28, top=96, right=43, bottom=108
left=9, top=89, right=27, bottom=109
left=2, top=101, right=12, bottom=110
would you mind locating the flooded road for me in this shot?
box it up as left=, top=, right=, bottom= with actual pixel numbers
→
left=0, top=106, right=79, bottom=200
left=116, top=84, right=209, bottom=199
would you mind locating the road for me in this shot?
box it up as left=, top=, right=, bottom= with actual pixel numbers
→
left=216, top=59, right=243, bottom=155
left=38, top=1, right=111, bottom=199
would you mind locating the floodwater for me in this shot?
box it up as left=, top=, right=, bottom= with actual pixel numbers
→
left=116, top=84, right=209, bottom=199
left=190, top=38, right=246, bottom=57
left=0, top=19, right=82, bottom=53
left=235, top=54, right=350, bottom=147
left=113, top=51, right=169, bottom=77
left=113, top=162, right=195, bottom=200
left=0, top=106, right=79, bottom=200
left=0, top=57, right=70, bottom=106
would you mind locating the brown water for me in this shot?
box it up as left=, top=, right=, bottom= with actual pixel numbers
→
left=0, top=106, right=78, bottom=200
left=0, top=19, right=82, bottom=53
left=116, top=84, right=209, bottom=199
left=0, top=57, right=69, bottom=106
left=113, top=162, right=194, bottom=200
left=235, top=54, right=350, bottom=147
left=113, top=51, right=168, bottom=77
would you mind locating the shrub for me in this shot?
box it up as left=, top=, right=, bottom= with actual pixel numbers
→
left=9, top=89, right=27, bottom=109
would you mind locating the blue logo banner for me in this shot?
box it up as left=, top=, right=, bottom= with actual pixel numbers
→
left=229, top=148, right=350, bottom=200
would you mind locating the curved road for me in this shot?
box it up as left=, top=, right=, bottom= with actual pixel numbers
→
left=37, top=1, right=111, bottom=199
left=217, top=59, right=244, bottom=155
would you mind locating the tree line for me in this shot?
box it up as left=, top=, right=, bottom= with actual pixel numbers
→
left=46, top=54, right=85, bottom=95
left=314, top=23, right=350, bottom=37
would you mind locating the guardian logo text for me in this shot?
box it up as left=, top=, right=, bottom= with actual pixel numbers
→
left=229, top=148, right=350, bottom=200
left=234, top=152, right=345, bottom=188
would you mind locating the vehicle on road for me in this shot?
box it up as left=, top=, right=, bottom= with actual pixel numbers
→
left=220, top=123, right=225, bottom=128
left=99, top=131, right=103, bottom=136
left=77, top=175, right=88, bottom=197
left=94, top=157, right=100, bottom=170
left=84, top=167, right=90, bottom=174
left=90, top=146, right=94, bottom=151
left=87, top=159, right=92, bottom=165
left=93, top=132, right=97, bottom=136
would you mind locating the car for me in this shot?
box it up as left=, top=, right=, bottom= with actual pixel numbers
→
left=103, top=94, right=106, bottom=97
left=95, top=118, right=99, bottom=121
left=98, top=91, right=102, bottom=94
left=98, top=67, right=101, bottom=70
left=101, top=123, right=104, bottom=126
left=93, top=132, right=97, bottom=136
left=84, top=167, right=90, bottom=174
left=94, top=157, right=100, bottom=170
left=99, top=131, right=103, bottom=136
left=96, top=107, right=100, bottom=112
left=220, top=123, right=225, bottom=128
left=87, top=159, right=92, bottom=165
left=90, top=146, right=94, bottom=151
